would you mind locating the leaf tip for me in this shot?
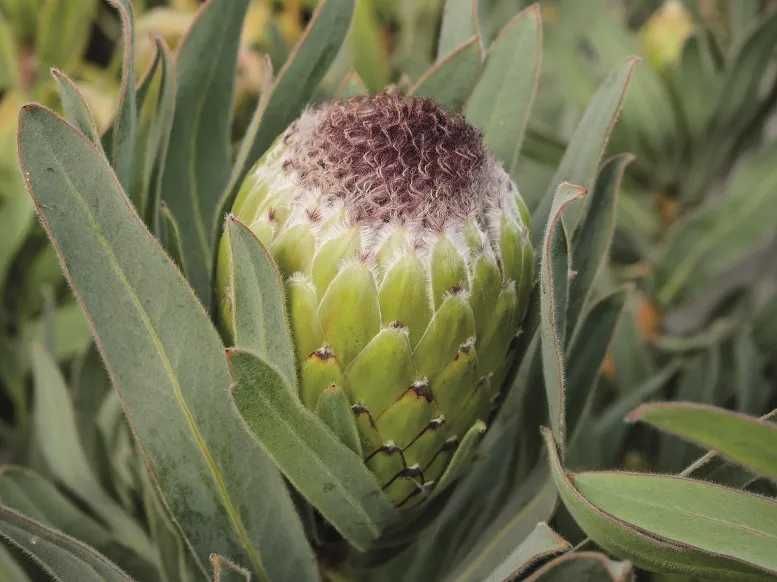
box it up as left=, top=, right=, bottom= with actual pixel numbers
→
left=624, top=404, right=648, bottom=424
left=558, top=181, right=588, bottom=200
left=526, top=2, right=542, bottom=20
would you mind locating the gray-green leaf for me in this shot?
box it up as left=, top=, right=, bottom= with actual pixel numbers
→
left=17, top=105, right=317, bottom=582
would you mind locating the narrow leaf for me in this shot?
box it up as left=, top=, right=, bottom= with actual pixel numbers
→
left=35, top=0, right=96, bottom=73
left=350, top=0, right=390, bottom=91
left=543, top=428, right=773, bottom=580
left=0, top=466, right=157, bottom=580
left=629, top=402, right=777, bottom=482
left=105, top=0, right=136, bottom=196
left=227, top=348, right=397, bottom=551
left=160, top=0, right=249, bottom=306
left=433, top=420, right=486, bottom=496
left=465, top=4, right=541, bottom=174
left=437, top=0, right=476, bottom=59
left=225, top=216, right=297, bottom=389
left=712, top=10, right=777, bottom=132
left=51, top=69, right=103, bottom=149
left=18, top=105, right=316, bottom=582
left=216, top=0, right=354, bottom=242
left=527, top=551, right=634, bottom=581
left=30, top=343, right=153, bottom=563
left=134, top=38, right=177, bottom=230
left=566, top=288, right=626, bottom=436
left=656, top=143, right=777, bottom=305
left=532, top=59, right=636, bottom=241
left=540, top=183, right=585, bottom=449
left=483, top=522, right=570, bottom=582
left=0, top=467, right=112, bottom=552
left=445, top=467, right=558, bottom=582
left=575, top=471, right=777, bottom=576
left=0, top=505, right=132, bottom=582
left=567, top=154, right=633, bottom=335
left=411, top=37, right=482, bottom=111
left=159, top=203, right=188, bottom=275
left=0, top=541, right=28, bottom=582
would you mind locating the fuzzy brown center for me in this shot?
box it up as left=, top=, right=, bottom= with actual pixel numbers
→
left=283, top=93, right=490, bottom=229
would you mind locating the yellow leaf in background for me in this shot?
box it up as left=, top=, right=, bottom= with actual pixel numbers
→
left=242, top=0, right=270, bottom=49
left=640, top=0, right=693, bottom=71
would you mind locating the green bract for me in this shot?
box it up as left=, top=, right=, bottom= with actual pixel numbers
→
left=218, top=93, right=533, bottom=508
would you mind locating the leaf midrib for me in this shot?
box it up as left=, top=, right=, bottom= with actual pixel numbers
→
left=44, top=138, right=266, bottom=579
left=581, top=479, right=777, bottom=545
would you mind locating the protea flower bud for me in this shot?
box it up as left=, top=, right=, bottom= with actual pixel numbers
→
left=218, top=93, right=533, bottom=508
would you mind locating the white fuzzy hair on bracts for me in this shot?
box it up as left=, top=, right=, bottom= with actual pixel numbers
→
left=279, top=93, right=509, bottom=231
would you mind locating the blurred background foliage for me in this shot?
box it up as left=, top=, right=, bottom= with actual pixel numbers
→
left=1, top=0, right=776, bottom=578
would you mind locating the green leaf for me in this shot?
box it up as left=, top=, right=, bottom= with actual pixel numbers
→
left=30, top=344, right=154, bottom=563
left=437, top=0, right=476, bottom=59
left=227, top=348, right=397, bottom=551
left=105, top=0, right=137, bottom=198
left=334, top=71, right=368, bottom=98
left=629, top=402, right=777, bottom=482
left=566, top=154, right=632, bottom=335
left=543, top=428, right=775, bottom=580
left=0, top=505, right=132, bottom=582
left=479, top=522, right=569, bottom=582
left=401, top=462, right=556, bottom=582
left=532, top=59, right=636, bottom=242
left=609, top=293, right=656, bottom=391
left=433, top=420, right=486, bottom=497
left=350, top=0, right=390, bottom=91
left=161, top=0, right=249, bottom=307
left=72, top=347, right=112, bottom=484
left=51, top=69, right=103, bottom=149
left=159, top=203, right=188, bottom=276
left=444, top=466, right=559, bottom=582
left=476, top=0, right=527, bottom=48
left=540, top=183, right=585, bottom=449
left=23, top=301, right=91, bottom=363
left=566, top=289, right=626, bottom=437
left=570, top=363, right=680, bottom=469
left=314, top=384, right=362, bottom=456
left=575, top=472, right=777, bottom=577
left=17, top=105, right=316, bottom=582
left=0, top=540, right=29, bottom=582
left=711, top=10, right=777, bottom=133
left=465, top=4, right=541, bottom=175
left=35, top=0, right=97, bottom=73
left=411, top=37, right=482, bottom=111
left=0, top=467, right=111, bottom=552
left=139, top=468, right=197, bottom=582
left=527, top=551, right=634, bottom=581
left=0, top=466, right=157, bottom=580
left=216, top=0, right=354, bottom=241
left=656, top=143, right=777, bottom=306
left=224, top=216, right=297, bottom=389
left=134, top=38, right=176, bottom=230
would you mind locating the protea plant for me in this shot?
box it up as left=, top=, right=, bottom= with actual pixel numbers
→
left=217, top=93, right=533, bottom=507
left=8, top=0, right=777, bottom=581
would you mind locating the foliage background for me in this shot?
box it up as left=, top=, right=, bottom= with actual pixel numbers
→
left=2, top=0, right=777, bottom=580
